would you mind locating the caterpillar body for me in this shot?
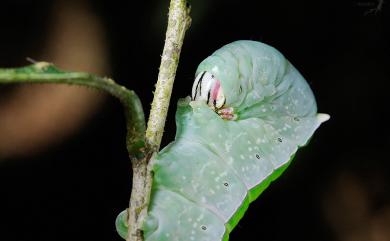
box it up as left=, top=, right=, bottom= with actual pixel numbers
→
left=116, top=40, right=329, bottom=241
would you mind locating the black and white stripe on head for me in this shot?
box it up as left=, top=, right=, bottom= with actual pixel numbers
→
left=191, top=71, right=215, bottom=101
left=191, top=71, right=226, bottom=110
left=192, top=71, right=206, bottom=100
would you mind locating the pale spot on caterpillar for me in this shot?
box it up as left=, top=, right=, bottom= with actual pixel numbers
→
left=228, top=157, right=234, bottom=164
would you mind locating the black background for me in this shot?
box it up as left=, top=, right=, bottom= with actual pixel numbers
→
left=0, top=0, right=389, bottom=241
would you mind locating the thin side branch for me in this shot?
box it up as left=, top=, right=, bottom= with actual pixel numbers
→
left=0, top=62, right=146, bottom=157
left=126, top=0, right=191, bottom=241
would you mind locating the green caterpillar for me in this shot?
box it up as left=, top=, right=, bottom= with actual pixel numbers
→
left=116, top=40, right=329, bottom=241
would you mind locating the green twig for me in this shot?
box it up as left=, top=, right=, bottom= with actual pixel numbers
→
left=0, top=62, right=146, bottom=157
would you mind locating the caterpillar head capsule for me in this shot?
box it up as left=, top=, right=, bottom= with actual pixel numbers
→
left=191, top=71, right=225, bottom=110
left=191, top=71, right=236, bottom=120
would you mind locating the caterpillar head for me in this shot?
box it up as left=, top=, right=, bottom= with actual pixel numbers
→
left=191, top=71, right=237, bottom=120
left=191, top=71, right=226, bottom=110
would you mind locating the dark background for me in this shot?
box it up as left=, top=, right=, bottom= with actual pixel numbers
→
left=0, top=0, right=389, bottom=241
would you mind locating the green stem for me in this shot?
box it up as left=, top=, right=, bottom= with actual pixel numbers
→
left=0, top=62, right=146, bottom=157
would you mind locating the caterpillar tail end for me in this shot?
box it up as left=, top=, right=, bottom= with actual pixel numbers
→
left=317, top=113, right=330, bottom=124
